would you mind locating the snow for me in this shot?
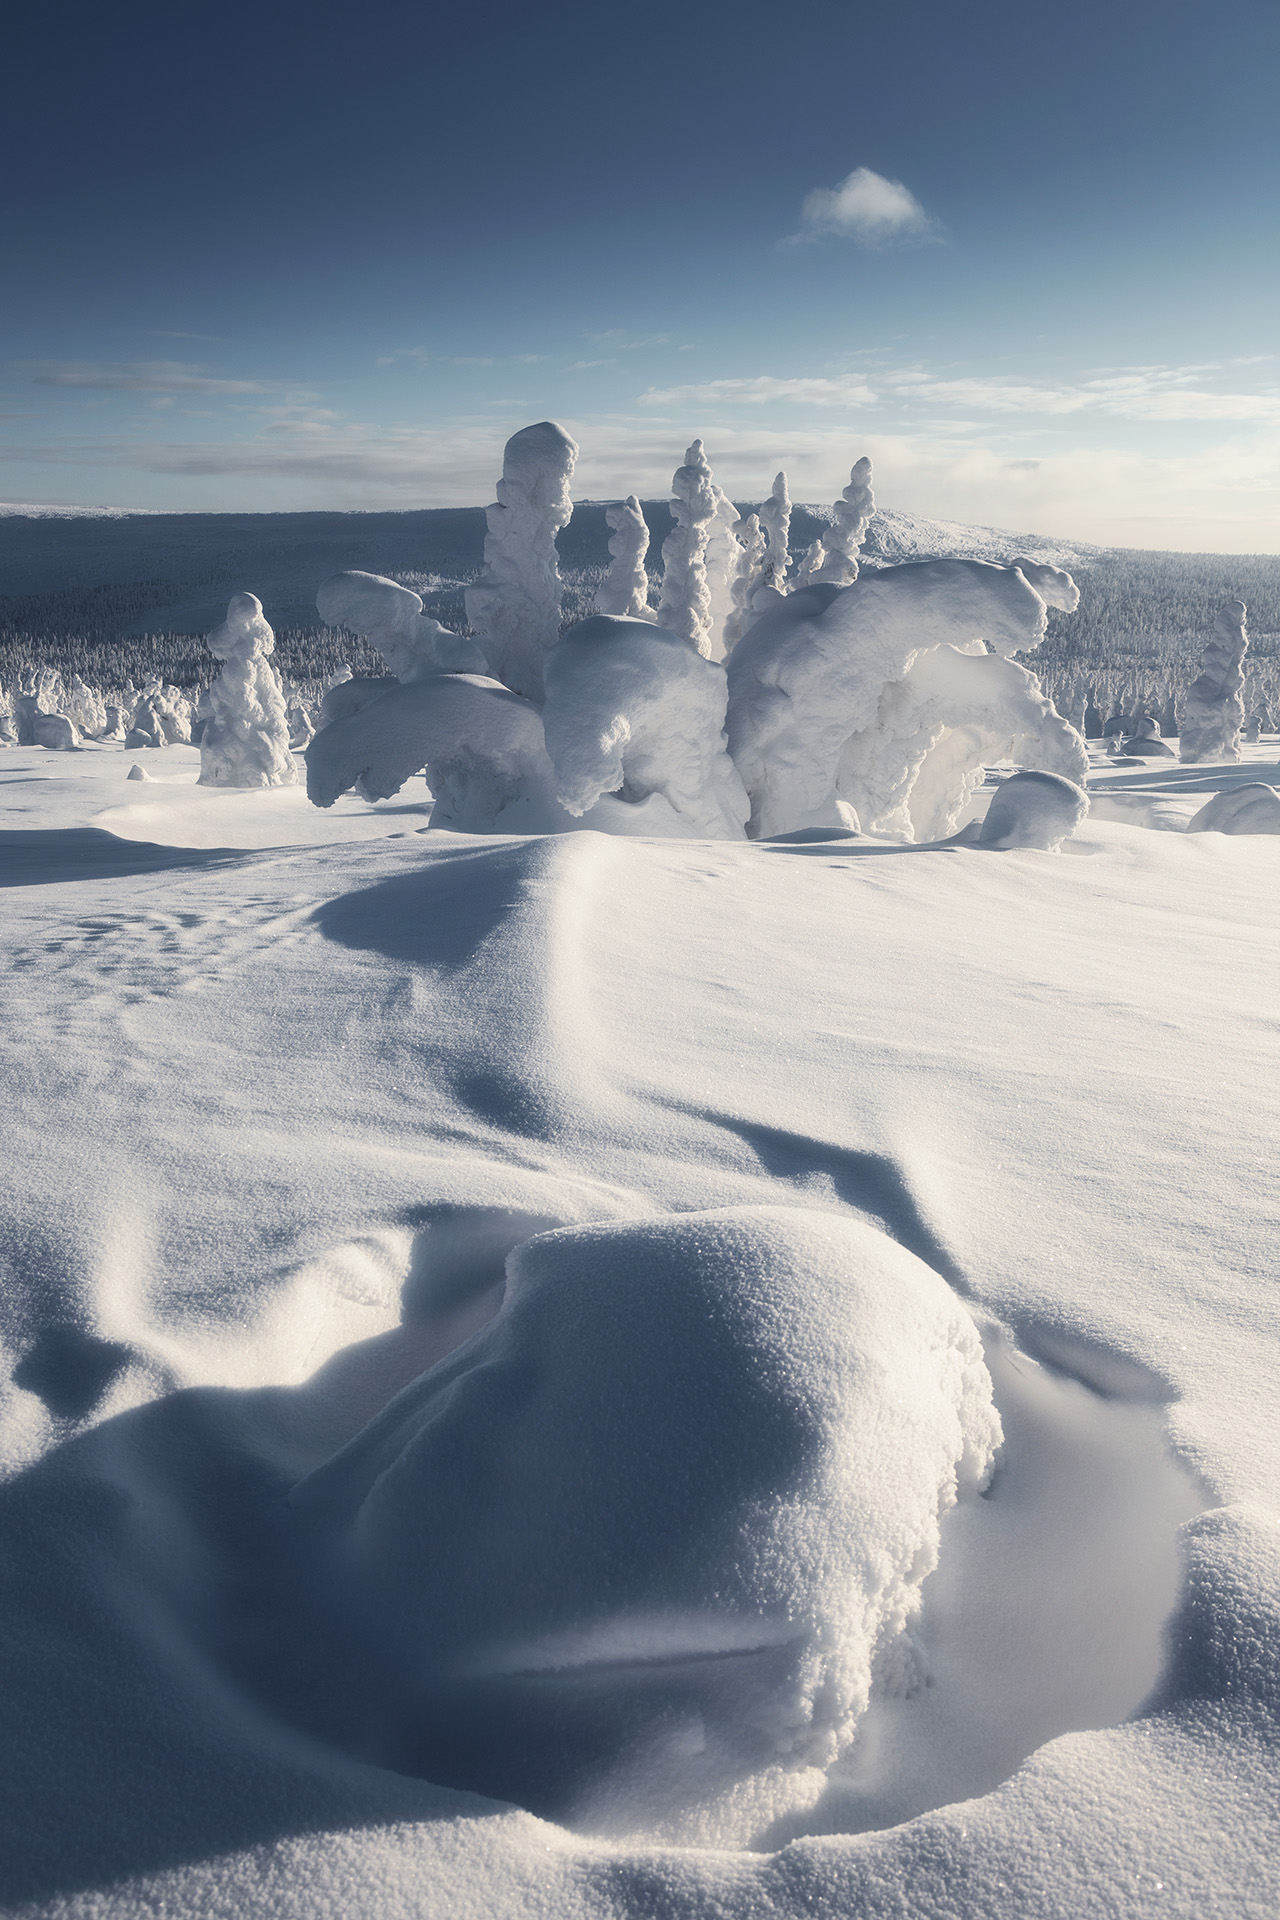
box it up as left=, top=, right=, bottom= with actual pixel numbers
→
left=656, top=440, right=719, bottom=656
left=464, top=422, right=579, bottom=701
left=726, top=560, right=1080, bottom=839
left=977, top=769, right=1090, bottom=850
left=1187, top=781, right=1280, bottom=834
left=317, top=569, right=487, bottom=679
left=542, top=615, right=750, bottom=837
left=795, top=457, right=875, bottom=589
left=1, top=726, right=1280, bottom=1913
left=198, top=592, right=298, bottom=789
left=594, top=495, right=653, bottom=621
left=1180, top=600, right=1249, bottom=765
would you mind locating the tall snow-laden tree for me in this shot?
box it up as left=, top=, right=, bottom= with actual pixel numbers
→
left=1180, top=600, right=1249, bottom=764
left=465, top=420, right=578, bottom=701
left=594, top=495, right=652, bottom=620
left=722, top=512, right=766, bottom=654
left=796, top=457, right=875, bottom=588
left=657, top=440, right=719, bottom=655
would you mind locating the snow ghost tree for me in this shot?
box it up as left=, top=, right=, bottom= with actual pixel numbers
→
left=594, top=496, right=652, bottom=620
left=306, top=672, right=565, bottom=832
left=293, top=1206, right=1001, bottom=1847
left=796, top=457, right=875, bottom=588
left=198, top=593, right=298, bottom=789
left=317, top=571, right=486, bottom=680
left=656, top=439, right=718, bottom=655
left=726, top=560, right=1084, bottom=840
left=465, top=421, right=578, bottom=702
left=703, top=484, right=747, bottom=660
left=722, top=512, right=766, bottom=653
left=542, top=615, right=750, bottom=838
left=752, top=471, right=792, bottom=602
left=1180, top=600, right=1249, bottom=765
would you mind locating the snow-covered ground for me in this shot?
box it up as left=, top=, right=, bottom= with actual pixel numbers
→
left=1, top=738, right=1278, bottom=1916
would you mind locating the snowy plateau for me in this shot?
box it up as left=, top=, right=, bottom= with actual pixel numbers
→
left=1, top=433, right=1279, bottom=1920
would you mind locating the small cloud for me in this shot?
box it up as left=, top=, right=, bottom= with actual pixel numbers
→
left=791, top=167, right=934, bottom=246
left=30, top=360, right=269, bottom=395
left=640, top=375, right=877, bottom=408
left=586, top=331, right=672, bottom=350
left=569, top=358, right=618, bottom=371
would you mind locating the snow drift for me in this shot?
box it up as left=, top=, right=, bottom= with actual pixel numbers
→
left=295, top=1206, right=1001, bottom=1847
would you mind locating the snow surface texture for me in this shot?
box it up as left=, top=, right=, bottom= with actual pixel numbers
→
left=295, top=1208, right=1001, bottom=1847
left=317, top=570, right=487, bottom=679
left=541, top=615, right=750, bottom=837
left=464, top=422, right=578, bottom=701
left=726, top=560, right=1085, bottom=840
left=1180, top=600, right=1249, bottom=765
left=594, top=496, right=652, bottom=621
left=1, top=745, right=1278, bottom=1916
left=977, top=770, right=1090, bottom=851
left=197, top=592, right=298, bottom=790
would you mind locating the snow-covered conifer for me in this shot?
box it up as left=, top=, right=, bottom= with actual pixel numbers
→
left=755, top=471, right=792, bottom=597
left=197, top=592, right=298, bottom=789
left=703, top=485, right=746, bottom=659
left=722, top=512, right=766, bottom=654
left=796, top=457, right=875, bottom=589
left=318, top=570, right=485, bottom=680
left=464, top=421, right=578, bottom=701
left=594, top=496, right=652, bottom=620
left=1180, top=601, right=1249, bottom=764
left=657, top=440, right=718, bottom=655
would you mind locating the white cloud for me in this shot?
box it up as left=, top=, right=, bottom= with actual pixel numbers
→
left=640, top=375, right=878, bottom=409
left=29, top=360, right=270, bottom=395
left=793, top=168, right=933, bottom=245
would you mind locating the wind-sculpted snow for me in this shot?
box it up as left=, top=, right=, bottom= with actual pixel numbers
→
left=295, top=1206, right=1001, bottom=1846
left=317, top=569, right=486, bottom=679
left=977, top=770, right=1090, bottom=851
left=1187, top=782, right=1280, bottom=835
left=542, top=615, right=750, bottom=838
left=306, top=671, right=565, bottom=830
left=198, top=592, right=298, bottom=789
left=726, top=560, right=1073, bottom=840
left=465, top=421, right=578, bottom=701
left=1181, top=600, right=1249, bottom=765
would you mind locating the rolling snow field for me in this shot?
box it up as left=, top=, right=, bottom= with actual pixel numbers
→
left=0, top=729, right=1278, bottom=1917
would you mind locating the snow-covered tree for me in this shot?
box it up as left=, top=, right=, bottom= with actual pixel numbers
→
left=657, top=439, right=718, bottom=655
left=1180, top=600, right=1249, bottom=764
left=703, top=484, right=746, bottom=660
left=722, top=512, right=766, bottom=654
left=464, top=421, right=578, bottom=701
left=317, top=570, right=485, bottom=680
left=594, top=496, right=652, bottom=620
left=542, top=614, right=751, bottom=838
left=796, top=457, right=875, bottom=589
left=756, top=471, right=792, bottom=596
left=198, top=592, right=298, bottom=789
left=726, top=559, right=1083, bottom=840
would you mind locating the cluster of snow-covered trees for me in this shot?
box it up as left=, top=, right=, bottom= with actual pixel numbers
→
left=303, top=422, right=1097, bottom=845
left=6, top=422, right=1271, bottom=832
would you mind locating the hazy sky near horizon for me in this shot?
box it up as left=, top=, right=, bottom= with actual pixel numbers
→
left=3, top=0, right=1278, bottom=549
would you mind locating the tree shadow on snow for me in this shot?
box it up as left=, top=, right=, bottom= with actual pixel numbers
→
left=311, top=840, right=543, bottom=967
left=0, top=826, right=275, bottom=888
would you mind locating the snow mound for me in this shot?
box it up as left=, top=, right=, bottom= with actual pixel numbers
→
left=978, top=769, right=1090, bottom=850
left=1187, top=783, right=1280, bottom=835
left=294, top=1206, right=1001, bottom=1848
left=542, top=615, right=750, bottom=838
left=316, top=570, right=486, bottom=679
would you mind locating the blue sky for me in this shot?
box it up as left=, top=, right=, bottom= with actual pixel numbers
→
left=3, top=0, right=1278, bottom=548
